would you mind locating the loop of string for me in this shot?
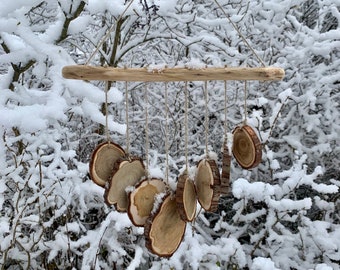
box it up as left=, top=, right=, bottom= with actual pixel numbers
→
left=104, top=81, right=110, bottom=143
left=144, top=83, right=150, bottom=180
left=204, top=81, right=209, bottom=158
left=85, top=0, right=135, bottom=65
left=184, top=81, right=189, bottom=173
left=243, top=81, right=248, bottom=125
left=164, top=82, right=170, bottom=186
left=213, top=0, right=266, bottom=67
left=125, top=81, right=130, bottom=154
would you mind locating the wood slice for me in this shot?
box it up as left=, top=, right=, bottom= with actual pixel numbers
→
left=144, top=194, right=186, bottom=257
left=194, top=159, right=221, bottom=212
left=220, top=143, right=231, bottom=195
left=232, top=125, right=262, bottom=169
left=127, top=178, right=166, bottom=227
left=176, top=172, right=197, bottom=222
left=104, top=157, right=145, bottom=212
left=89, top=141, right=126, bottom=187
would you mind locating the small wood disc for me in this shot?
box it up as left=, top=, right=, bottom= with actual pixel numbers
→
left=220, top=142, right=231, bottom=195
left=232, top=125, right=262, bottom=169
left=89, top=141, right=126, bottom=187
left=144, top=194, right=186, bottom=257
left=194, top=159, right=221, bottom=212
left=127, top=178, right=166, bottom=227
left=176, top=172, right=197, bottom=222
left=104, top=157, right=145, bottom=212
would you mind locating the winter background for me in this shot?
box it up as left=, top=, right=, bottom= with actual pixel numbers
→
left=0, top=0, right=339, bottom=269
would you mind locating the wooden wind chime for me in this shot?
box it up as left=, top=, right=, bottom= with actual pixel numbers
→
left=62, top=65, right=284, bottom=257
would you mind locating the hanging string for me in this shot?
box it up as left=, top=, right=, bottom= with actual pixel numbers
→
left=104, top=81, right=110, bottom=143
left=204, top=81, right=209, bottom=158
left=184, top=81, right=189, bottom=172
left=243, top=81, right=248, bottom=125
left=164, top=82, right=170, bottom=186
left=213, top=0, right=266, bottom=67
left=144, top=83, right=150, bottom=180
left=125, top=81, right=130, bottom=154
left=85, top=0, right=135, bottom=65
left=224, top=80, right=228, bottom=141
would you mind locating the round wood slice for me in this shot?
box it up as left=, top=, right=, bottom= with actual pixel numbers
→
left=220, top=142, right=231, bottom=195
left=127, top=178, right=166, bottom=227
left=232, top=125, right=262, bottom=169
left=176, top=172, right=197, bottom=222
left=104, top=157, right=145, bottom=212
left=194, top=159, right=221, bottom=212
left=144, top=194, right=186, bottom=257
left=89, top=141, right=126, bottom=187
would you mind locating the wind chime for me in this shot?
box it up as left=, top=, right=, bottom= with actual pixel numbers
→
left=62, top=1, right=285, bottom=258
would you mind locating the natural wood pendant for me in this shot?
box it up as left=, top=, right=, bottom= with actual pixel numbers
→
left=220, top=142, right=231, bottom=195
left=176, top=172, right=197, bottom=222
left=144, top=194, right=186, bottom=257
left=194, top=159, right=221, bottom=212
left=89, top=141, right=126, bottom=187
left=127, top=178, right=166, bottom=227
left=104, top=157, right=145, bottom=212
left=232, top=125, right=262, bottom=169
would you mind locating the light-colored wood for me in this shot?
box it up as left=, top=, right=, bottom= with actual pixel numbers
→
left=62, top=65, right=285, bottom=82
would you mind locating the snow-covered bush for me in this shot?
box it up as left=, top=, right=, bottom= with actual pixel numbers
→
left=0, top=0, right=339, bottom=269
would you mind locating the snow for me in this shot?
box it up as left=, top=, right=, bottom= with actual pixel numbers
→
left=251, top=257, right=280, bottom=270
left=1, top=1, right=339, bottom=269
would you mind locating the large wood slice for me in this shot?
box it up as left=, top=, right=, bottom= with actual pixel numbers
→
left=176, top=172, right=197, bottom=222
left=104, top=157, right=145, bottom=212
left=128, top=178, right=166, bottom=227
left=144, top=194, right=186, bottom=257
left=232, top=125, right=262, bottom=169
left=194, top=159, right=221, bottom=212
left=89, top=141, right=126, bottom=187
left=220, top=142, right=231, bottom=195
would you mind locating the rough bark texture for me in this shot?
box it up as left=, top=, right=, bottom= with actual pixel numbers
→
left=220, top=142, right=231, bottom=195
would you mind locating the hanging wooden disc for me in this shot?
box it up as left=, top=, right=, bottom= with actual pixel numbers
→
left=176, top=172, right=197, bottom=222
left=127, top=178, right=166, bottom=227
left=220, top=142, right=231, bottom=195
left=104, top=156, right=146, bottom=212
left=194, top=159, right=221, bottom=212
left=232, top=125, right=262, bottom=169
left=144, top=194, right=186, bottom=257
left=89, top=141, right=126, bottom=187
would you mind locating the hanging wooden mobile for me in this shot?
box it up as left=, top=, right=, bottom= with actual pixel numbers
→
left=232, top=81, right=262, bottom=169
left=104, top=82, right=146, bottom=212
left=89, top=82, right=126, bottom=187
left=127, top=84, right=166, bottom=226
left=61, top=0, right=286, bottom=259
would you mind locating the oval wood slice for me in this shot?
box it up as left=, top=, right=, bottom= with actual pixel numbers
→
left=89, top=141, right=126, bottom=187
left=220, top=142, right=231, bottom=195
left=128, top=178, right=166, bottom=227
left=176, top=172, right=197, bottom=222
left=194, top=159, right=221, bottom=212
left=232, top=125, right=262, bottom=169
left=144, top=194, right=186, bottom=257
left=104, top=157, right=145, bottom=212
